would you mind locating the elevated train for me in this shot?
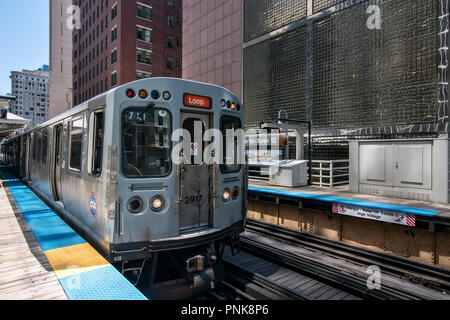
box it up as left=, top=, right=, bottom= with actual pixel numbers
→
left=1, top=78, right=246, bottom=298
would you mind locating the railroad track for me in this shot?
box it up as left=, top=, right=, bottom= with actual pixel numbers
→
left=221, top=249, right=361, bottom=300
left=241, top=219, right=450, bottom=300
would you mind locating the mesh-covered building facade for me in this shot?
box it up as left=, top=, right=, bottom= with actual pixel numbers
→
left=243, top=0, right=449, bottom=160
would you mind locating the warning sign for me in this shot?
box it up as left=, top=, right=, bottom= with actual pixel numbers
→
left=332, top=203, right=416, bottom=227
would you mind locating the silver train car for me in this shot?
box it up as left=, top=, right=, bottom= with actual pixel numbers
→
left=2, top=78, right=246, bottom=298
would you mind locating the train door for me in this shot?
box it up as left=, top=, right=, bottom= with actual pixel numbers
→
left=53, top=124, right=63, bottom=201
left=179, top=112, right=211, bottom=231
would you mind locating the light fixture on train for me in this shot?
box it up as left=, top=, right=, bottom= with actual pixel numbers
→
left=139, top=89, right=148, bottom=99
left=232, top=187, right=240, bottom=200
left=237, top=104, right=241, bottom=111
left=227, top=101, right=231, bottom=109
left=220, top=99, right=226, bottom=108
left=163, top=91, right=171, bottom=100
left=127, top=196, right=144, bottom=214
left=151, top=90, right=160, bottom=100
left=126, top=89, right=136, bottom=98
left=222, top=188, right=231, bottom=202
left=231, top=103, right=236, bottom=110
left=150, top=196, right=165, bottom=212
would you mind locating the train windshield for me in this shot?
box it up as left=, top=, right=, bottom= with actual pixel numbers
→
left=122, top=108, right=172, bottom=177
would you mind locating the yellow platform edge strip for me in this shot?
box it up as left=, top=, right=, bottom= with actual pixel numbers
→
left=45, top=243, right=110, bottom=279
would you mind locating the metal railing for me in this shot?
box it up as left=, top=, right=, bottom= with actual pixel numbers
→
left=311, top=160, right=349, bottom=187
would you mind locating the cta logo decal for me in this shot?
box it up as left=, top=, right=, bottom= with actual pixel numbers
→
left=89, top=192, right=97, bottom=217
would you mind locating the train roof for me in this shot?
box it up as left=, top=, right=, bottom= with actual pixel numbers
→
left=2, top=78, right=239, bottom=143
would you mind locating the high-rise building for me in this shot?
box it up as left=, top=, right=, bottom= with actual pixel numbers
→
left=49, top=0, right=74, bottom=118
left=182, top=0, right=242, bottom=100
left=9, top=67, right=50, bottom=129
left=72, top=0, right=182, bottom=106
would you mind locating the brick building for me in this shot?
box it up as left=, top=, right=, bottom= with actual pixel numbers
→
left=72, top=0, right=182, bottom=106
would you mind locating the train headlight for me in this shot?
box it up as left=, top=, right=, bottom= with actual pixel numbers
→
left=127, top=197, right=144, bottom=214
left=222, top=189, right=231, bottom=202
left=163, top=91, right=171, bottom=100
left=232, top=187, right=240, bottom=200
left=151, top=196, right=164, bottom=212
left=220, top=99, right=226, bottom=108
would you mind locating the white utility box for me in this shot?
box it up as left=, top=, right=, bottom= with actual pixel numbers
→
left=350, top=136, right=449, bottom=203
left=269, top=160, right=308, bottom=188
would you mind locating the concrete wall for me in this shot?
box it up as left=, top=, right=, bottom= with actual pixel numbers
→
left=248, top=199, right=450, bottom=269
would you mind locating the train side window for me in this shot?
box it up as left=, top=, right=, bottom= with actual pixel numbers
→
left=31, top=133, right=37, bottom=162
left=36, top=131, right=42, bottom=164
left=69, top=116, right=84, bottom=172
left=42, top=129, right=48, bottom=164
left=88, top=110, right=104, bottom=176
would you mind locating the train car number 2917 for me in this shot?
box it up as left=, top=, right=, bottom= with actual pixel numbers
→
left=184, top=195, right=203, bottom=205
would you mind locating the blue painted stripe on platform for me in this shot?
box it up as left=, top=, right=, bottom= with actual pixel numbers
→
left=0, top=168, right=147, bottom=300
left=248, top=186, right=440, bottom=217
left=59, top=265, right=145, bottom=300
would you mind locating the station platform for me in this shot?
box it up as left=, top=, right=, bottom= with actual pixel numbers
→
left=249, top=179, right=450, bottom=226
left=0, top=167, right=147, bottom=300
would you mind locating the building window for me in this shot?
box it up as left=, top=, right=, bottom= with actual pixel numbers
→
left=167, top=0, right=174, bottom=6
left=136, top=71, right=152, bottom=79
left=167, top=57, right=174, bottom=70
left=137, top=26, right=152, bottom=43
left=137, top=49, right=152, bottom=65
left=111, top=49, right=117, bottom=64
left=167, top=36, right=174, bottom=48
left=111, top=4, right=118, bottom=20
left=137, top=4, right=152, bottom=21
left=111, top=72, right=117, bottom=86
left=167, top=15, right=174, bottom=28
left=111, top=27, right=117, bottom=42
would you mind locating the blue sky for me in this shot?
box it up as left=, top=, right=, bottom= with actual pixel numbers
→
left=0, top=0, right=49, bottom=95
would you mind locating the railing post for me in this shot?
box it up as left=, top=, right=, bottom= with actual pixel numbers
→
left=330, top=161, right=334, bottom=187
left=319, top=161, right=323, bottom=187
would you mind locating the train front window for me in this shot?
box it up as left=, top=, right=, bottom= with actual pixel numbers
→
left=221, top=116, right=243, bottom=173
left=122, top=108, right=172, bottom=177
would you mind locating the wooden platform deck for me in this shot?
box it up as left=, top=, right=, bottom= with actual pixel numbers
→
left=0, top=181, right=67, bottom=300
left=249, top=179, right=450, bottom=220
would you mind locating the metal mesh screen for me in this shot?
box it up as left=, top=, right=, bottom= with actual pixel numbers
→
left=312, top=0, right=438, bottom=129
left=313, top=0, right=342, bottom=13
left=244, top=27, right=308, bottom=128
left=244, top=0, right=307, bottom=42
